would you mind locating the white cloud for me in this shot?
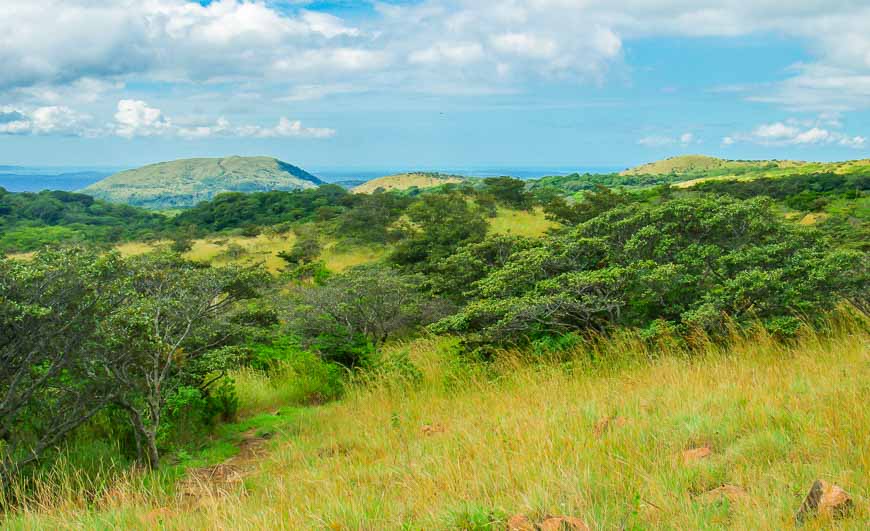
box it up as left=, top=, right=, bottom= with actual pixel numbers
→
left=114, top=100, right=172, bottom=138
left=4, top=0, right=870, bottom=128
left=113, top=100, right=334, bottom=140
left=0, top=105, right=94, bottom=136
left=725, top=117, right=866, bottom=149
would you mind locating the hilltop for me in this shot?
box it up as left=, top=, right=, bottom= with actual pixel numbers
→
left=81, top=156, right=322, bottom=209
left=620, top=155, right=800, bottom=176
left=352, top=172, right=466, bottom=194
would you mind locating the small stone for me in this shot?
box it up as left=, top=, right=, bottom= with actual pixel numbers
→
left=819, top=482, right=853, bottom=519
left=539, top=515, right=590, bottom=531
left=795, top=479, right=852, bottom=523
left=506, top=514, right=535, bottom=531
left=421, top=424, right=445, bottom=436
left=796, top=480, right=853, bottom=522
left=681, top=446, right=712, bottom=463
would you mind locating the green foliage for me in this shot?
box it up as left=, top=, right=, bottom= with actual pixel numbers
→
left=390, top=191, right=489, bottom=271
left=248, top=337, right=344, bottom=403
left=172, top=185, right=348, bottom=233
left=335, top=191, right=411, bottom=244
left=434, top=195, right=868, bottom=347
left=277, top=227, right=322, bottom=266
left=284, top=263, right=435, bottom=365
left=0, top=189, right=165, bottom=252
left=692, top=172, right=868, bottom=209
left=481, top=176, right=531, bottom=209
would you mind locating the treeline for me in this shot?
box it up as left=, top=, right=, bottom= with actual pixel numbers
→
left=692, top=172, right=869, bottom=211
left=0, top=188, right=165, bottom=252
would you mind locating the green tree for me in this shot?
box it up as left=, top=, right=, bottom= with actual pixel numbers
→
left=102, top=253, right=267, bottom=468
left=0, top=248, right=128, bottom=487
left=390, top=191, right=488, bottom=271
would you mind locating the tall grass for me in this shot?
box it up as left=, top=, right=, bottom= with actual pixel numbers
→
left=5, top=311, right=868, bottom=529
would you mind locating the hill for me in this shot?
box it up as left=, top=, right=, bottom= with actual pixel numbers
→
left=9, top=323, right=868, bottom=529
left=352, top=172, right=466, bottom=194
left=81, top=156, right=322, bottom=209
left=621, top=155, right=795, bottom=176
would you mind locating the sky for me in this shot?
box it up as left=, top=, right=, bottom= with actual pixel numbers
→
left=1, top=0, right=869, bottom=169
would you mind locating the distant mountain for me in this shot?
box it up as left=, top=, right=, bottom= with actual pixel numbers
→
left=352, top=172, right=466, bottom=194
left=0, top=171, right=111, bottom=192
left=81, top=156, right=322, bottom=209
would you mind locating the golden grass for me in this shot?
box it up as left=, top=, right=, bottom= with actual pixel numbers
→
left=8, top=317, right=869, bottom=530
left=352, top=174, right=465, bottom=194
left=111, top=233, right=386, bottom=275
left=489, top=207, right=558, bottom=238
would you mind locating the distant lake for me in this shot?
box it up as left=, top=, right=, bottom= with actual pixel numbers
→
left=0, top=165, right=625, bottom=193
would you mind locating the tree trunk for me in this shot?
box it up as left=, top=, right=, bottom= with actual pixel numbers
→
left=125, top=406, right=160, bottom=469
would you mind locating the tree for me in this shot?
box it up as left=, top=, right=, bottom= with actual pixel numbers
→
left=390, top=191, right=488, bottom=271
left=0, top=248, right=128, bottom=488
left=434, top=195, right=868, bottom=346
left=481, top=177, right=531, bottom=210
left=101, top=253, right=267, bottom=469
left=277, top=227, right=322, bottom=266
left=285, top=264, right=430, bottom=366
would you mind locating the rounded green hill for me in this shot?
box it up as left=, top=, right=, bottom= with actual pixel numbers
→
left=81, top=156, right=322, bottom=209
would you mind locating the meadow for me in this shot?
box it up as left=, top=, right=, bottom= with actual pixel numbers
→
left=5, top=311, right=867, bottom=529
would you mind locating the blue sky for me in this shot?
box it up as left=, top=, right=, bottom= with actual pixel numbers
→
left=1, top=1, right=869, bottom=169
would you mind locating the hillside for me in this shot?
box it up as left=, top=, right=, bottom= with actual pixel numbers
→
left=9, top=323, right=868, bottom=529
left=352, top=172, right=466, bottom=194
left=81, top=156, right=322, bottom=209
left=621, top=155, right=799, bottom=176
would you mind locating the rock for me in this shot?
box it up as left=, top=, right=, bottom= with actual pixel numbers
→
left=421, top=424, right=445, bottom=436
left=539, top=515, right=590, bottom=531
left=681, top=446, right=712, bottom=463
left=593, top=416, right=627, bottom=438
left=819, top=482, right=853, bottom=519
left=700, top=484, right=749, bottom=503
left=796, top=480, right=853, bottom=522
left=506, top=514, right=535, bottom=531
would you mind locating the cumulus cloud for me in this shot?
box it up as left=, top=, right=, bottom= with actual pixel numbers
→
left=114, top=100, right=172, bottom=138
left=0, top=105, right=94, bottom=136
left=5, top=0, right=870, bottom=134
left=723, top=118, right=866, bottom=148
left=115, top=101, right=335, bottom=140
left=0, top=99, right=335, bottom=140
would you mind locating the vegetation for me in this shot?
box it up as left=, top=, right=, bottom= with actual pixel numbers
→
left=1, top=154, right=868, bottom=528
left=0, top=188, right=165, bottom=253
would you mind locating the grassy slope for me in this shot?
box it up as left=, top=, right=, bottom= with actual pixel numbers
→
left=112, top=207, right=555, bottom=273
left=81, top=156, right=321, bottom=209
left=352, top=173, right=466, bottom=194
left=8, top=318, right=868, bottom=529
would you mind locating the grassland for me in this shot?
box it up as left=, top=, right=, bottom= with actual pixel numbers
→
left=112, top=206, right=553, bottom=274
left=6, top=312, right=867, bottom=530
left=352, top=173, right=466, bottom=194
